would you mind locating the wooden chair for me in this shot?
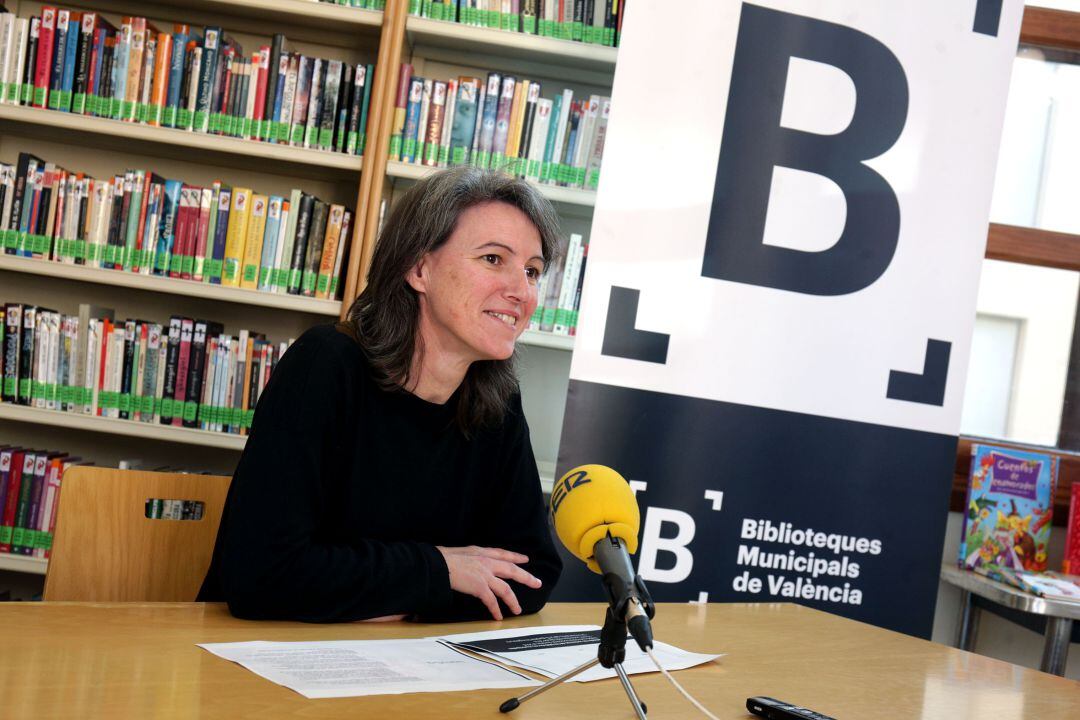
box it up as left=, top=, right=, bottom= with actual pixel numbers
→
left=43, top=466, right=231, bottom=602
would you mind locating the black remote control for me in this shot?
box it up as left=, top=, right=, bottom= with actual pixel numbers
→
left=747, top=696, right=837, bottom=720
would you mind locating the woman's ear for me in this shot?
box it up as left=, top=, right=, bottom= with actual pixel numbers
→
left=405, top=254, right=429, bottom=294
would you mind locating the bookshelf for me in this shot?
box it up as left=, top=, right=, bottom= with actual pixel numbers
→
left=0, top=104, right=366, bottom=182
left=386, top=159, right=596, bottom=207
left=0, top=254, right=344, bottom=315
left=0, top=0, right=602, bottom=577
left=0, top=552, right=47, bottom=575
left=0, top=402, right=247, bottom=450
left=0, top=0, right=393, bottom=584
left=405, top=15, right=616, bottom=75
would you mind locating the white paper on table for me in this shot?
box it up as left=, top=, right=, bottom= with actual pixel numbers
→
left=197, top=639, right=541, bottom=698
left=436, top=624, right=723, bottom=683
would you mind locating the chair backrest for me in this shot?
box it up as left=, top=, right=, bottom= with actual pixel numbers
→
left=43, top=466, right=231, bottom=602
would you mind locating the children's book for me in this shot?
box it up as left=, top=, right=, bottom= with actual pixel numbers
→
left=958, top=444, right=1058, bottom=574
left=1065, top=481, right=1080, bottom=575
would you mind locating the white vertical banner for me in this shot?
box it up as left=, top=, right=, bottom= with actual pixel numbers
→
left=554, top=0, right=1024, bottom=637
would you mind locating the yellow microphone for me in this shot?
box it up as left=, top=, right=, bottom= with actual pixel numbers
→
left=550, top=464, right=654, bottom=650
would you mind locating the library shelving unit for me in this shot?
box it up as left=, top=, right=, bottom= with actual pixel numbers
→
left=0, top=0, right=393, bottom=558
left=0, top=552, right=47, bottom=576
left=0, top=0, right=606, bottom=579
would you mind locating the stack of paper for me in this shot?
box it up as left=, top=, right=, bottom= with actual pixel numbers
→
left=198, top=625, right=721, bottom=698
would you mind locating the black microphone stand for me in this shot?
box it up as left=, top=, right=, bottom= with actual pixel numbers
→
left=499, top=607, right=649, bottom=718
left=499, top=551, right=656, bottom=719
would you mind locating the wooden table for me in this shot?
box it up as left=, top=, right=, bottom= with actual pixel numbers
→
left=0, top=602, right=1076, bottom=719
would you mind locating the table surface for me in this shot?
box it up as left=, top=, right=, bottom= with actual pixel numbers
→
left=1, top=602, right=1077, bottom=719
left=940, top=563, right=1080, bottom=619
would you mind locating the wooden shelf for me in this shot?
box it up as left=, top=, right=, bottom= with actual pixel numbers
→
left=386, top=161, right=596, bottom=208
left=406, top=16, right=616, bottom=79
left=0, top=255, right=342, bottom=317
left=0, top=403, right=246, bottom=452
left=0, top=104, right=364, bottom=183
left=188, top=0, right=383, bottom=32
left=0, top=553, right=47, bottom=576
left=519, top=330, right=575, bottom=351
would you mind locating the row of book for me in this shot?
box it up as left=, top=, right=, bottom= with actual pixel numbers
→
left=389, top=64, right=610, bottom=190
left=319, top=1, right=387, bottom=9
left=411, top=0, right=626, bottom=47
left=0, top=7, right=375, bottom=156
left=2, top=302, right=291, bottom=437
left=0, top=446, right=82, bottom=559
left=530, top=232, right=586, bottom=336
left=1, top=152, right=354, bottom=299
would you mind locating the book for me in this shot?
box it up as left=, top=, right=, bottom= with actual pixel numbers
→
left=239, top=193, right=268, bottom=289
left=1065, top=481, right=1080, bottom=575
left=222, top=186, right=251, bottom=286
left=958, top=444, right=1059, bottom=574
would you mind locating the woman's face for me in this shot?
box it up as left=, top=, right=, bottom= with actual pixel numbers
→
left=408, top=201, right=545, bottom=364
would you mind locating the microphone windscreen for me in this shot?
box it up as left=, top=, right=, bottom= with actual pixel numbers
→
left=549, top=464, right=640, bottom=574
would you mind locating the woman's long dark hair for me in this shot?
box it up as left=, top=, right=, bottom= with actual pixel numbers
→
left=345, top=167, right=563, bottom=434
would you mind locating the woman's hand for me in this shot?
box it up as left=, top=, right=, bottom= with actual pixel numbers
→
left=436, top=545, right=543, bottom=620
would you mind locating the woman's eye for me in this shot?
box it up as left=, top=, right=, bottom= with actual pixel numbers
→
left=482, top=254, right=500, bottom=265
left=525, top=267, right=540, bottom=280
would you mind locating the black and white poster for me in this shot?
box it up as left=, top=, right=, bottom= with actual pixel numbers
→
left=552, top=0, right=1024, bottom=638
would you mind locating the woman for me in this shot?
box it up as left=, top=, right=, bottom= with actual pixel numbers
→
left=198, top=167, right=564, bottom=623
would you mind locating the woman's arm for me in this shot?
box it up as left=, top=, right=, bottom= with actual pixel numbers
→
left=417, top=395, right=562, bottom=622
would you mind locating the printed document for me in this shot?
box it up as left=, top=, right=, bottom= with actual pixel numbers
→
left=438, top=624, right=722, bottom=682
left=197, top=638, right=540, bottom=699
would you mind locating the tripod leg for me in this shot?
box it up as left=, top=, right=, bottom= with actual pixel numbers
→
left=613, top=662, right=648, bottom=719
left=499, top=657, right=602, bottom=713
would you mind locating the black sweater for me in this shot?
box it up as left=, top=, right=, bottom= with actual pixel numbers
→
left=197, top=324, right=562, bottom=622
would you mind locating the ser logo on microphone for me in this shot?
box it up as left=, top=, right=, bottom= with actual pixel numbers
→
left=550, top=469, right=591, bottom=515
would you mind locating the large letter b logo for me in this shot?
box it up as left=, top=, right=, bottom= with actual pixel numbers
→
left=703, top=4, right=909, bottom=296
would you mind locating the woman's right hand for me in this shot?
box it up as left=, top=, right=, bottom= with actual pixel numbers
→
left=436, top=545, right=543, bottom=620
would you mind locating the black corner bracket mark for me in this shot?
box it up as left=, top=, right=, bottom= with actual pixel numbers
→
left=887, top=339, right=952, bottom=407
left=973, top=0, right=1004, bottom=36
left=601, top=286, right=670, bottom=364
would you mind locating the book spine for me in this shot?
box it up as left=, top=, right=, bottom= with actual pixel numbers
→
left=0, top=451, right=24, bottom=552
left=423, top=80, right=448, bottom=167
left=182, top=320, right=208, bottom=428
left=171, top=318, right=193, bottom=426
left=258, top=196, right=282, bottom=291
left=239, top=193, right=267, bottom=289
left=262, top=34, right=284, bottom=138
left=10, top=452, right=36, bottom=554
left=208, top=185, right=231, bottom=284
left=289, top=55, right=311, bottom=146
left=287, top=193, right=313, bottom=294
left=388, top=63, right=413, bottom=160
left=300, top=201, right=328, bottom=297
left=158, top=316, right=181, bottom=423
left=2, top=304, right=22, bottom=403
left=33, top=8, right=57, bottom=109
left=316, top=204, right=344, bottom=298
left=222, top=187, right=251, bottom=286
left=274, top=189, right=300, bottom=293
left=345, top=64, right=364, bottom=155
left=194, top=27, right=221, bottom=132
left=47, top=10, right=68, bottom=111
left=318, top=60, right=342, bottom=151
left=303, top=58, right=323, bottom=149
